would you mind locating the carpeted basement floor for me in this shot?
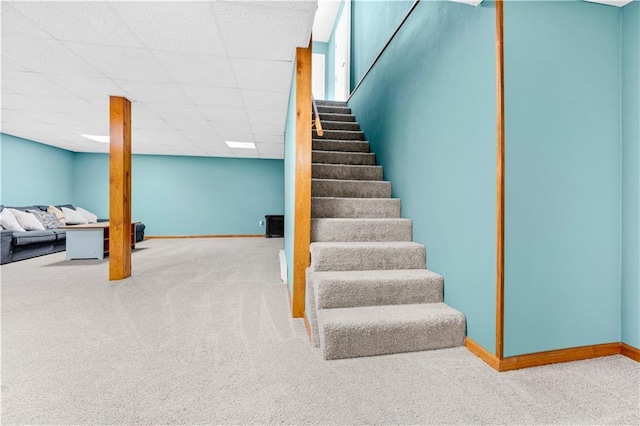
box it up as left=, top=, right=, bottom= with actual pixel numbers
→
left=1, top=238, right=638, bottom=425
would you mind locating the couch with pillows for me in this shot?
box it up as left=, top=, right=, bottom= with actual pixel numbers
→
left=0, top=204, right=145, bottom=265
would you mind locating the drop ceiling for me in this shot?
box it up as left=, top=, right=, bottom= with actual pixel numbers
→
left=1, top=0, right=318, bottom=159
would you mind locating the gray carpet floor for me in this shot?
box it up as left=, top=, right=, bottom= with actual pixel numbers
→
left=1, top=238, right=638, bottom=425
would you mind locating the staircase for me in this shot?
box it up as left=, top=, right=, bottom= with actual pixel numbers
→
left=306, top=100, right=466, bottom=360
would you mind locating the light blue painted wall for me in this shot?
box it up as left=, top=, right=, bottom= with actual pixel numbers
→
left=350, top=0, right=413, bottom=90
left=73, top=153, right=284, bottom=236
left=622, top=0, right=640, bottom=349
left=503, top=1, right=622, bottom=356
left=349, top=0, right=497, bottom=353
left=312, top=41, right=328, bottom=56
left=325, top=0, right=346, bottom=101
left=284, top=68, right=297, bottom=290
left=0, top=133, right=75, bottom=206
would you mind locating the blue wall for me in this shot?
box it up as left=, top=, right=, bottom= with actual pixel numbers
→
left=349, top=0, right=498, bottom=353
left=284, top=68, right=297, bottom=290
left=503, top=1, right=622, bottom=356
left=73, top=153, right=284, bottom=236
left=0, top=133, right=75, bottom=206
left=350, top=0, right=413, bottom=90
left=325, top=0, right=346, bottom=101
left=622, top=0, right=640, bottom=349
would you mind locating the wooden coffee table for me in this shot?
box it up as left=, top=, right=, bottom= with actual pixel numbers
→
left=60, top=222, right=139, bottom=260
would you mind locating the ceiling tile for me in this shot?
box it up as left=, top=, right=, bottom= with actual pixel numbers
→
left=216, top=132, right=255, bottom=143
left=214, top=1, right=312, bottom=60
left=65, top=43, right=172, bottom=82
left=181, top=131, right=224, bottom=145
left=230, top=148, right=259, bottom=158
left=241, top=90, right=289, bottom=111
left=1, top=56, right=30, bottom=72
left=251, top=123, right=285, bottom=136
left=112, top=2, right=226, bottom=55
left=165, top=119, right=213, bottom=133
left=254, top=134, right=285, bottom=144
left=247, top=109, right=286, bottom=126
left=211, top=122, right=253, bottom=135
left=143, top=103, right=204, bottom=120
left=114, top=80, right=193, bottom=104
left=42, top=75, right=126, bottom=99
left=24, top=112, right=90, bottom=128
left=2, top=71, right=74, bottom=97
left=11, top=1, right=143, bottom=47
left=259, top=152, right=284, bottom=159
left=256, top=143, right=285, bottom=151
left=1, top=110, right=35, bottom=124
left=28, top=96, right=102, bottom=115
left=199, top=106, right=248, bottom=123
left=154, top=51, right=236, bottom=86
left=2, top=93, right=57, bottom=112
left=131, top=117, right=174, bottom=131
left=1, top=3, right=53, bottom=39
left=2, top=37, right=102, bottom=77
left=232, top=58, right=293, bottom=91
left=181, top=85, right=244, bottom=108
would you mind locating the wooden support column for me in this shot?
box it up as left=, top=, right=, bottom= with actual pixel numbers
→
left=109, top=96, right=132, bottom=281
left=495, top=0, right=506, bottom=359
left=292, top=42, right=312, bottom=318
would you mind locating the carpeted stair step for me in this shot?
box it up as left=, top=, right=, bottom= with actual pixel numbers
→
left=319, top=113, right=355, bottom=122
left=316, top=100, right=348, bottom=107
left=312, top=179, right=391, bottom=198
left=309, top=241, right=426, bottom=272
left=312, top=197, right=401, bottom=218
left=320, top=121, right=361, bottom=131
left=317, top=106, right=351, bottom=115
left=312, top=139, right=370, bottom=153
left=312, top=269, right=444, bottom=309
left=317, top=303, right=466, bottom=360
left=312, top=164, right=382, bottom=181
left=312, top=150, right=375, bottom=165
left=313, top=130, right=365, bottom=140
left=311, top=218, right=412, bottom=242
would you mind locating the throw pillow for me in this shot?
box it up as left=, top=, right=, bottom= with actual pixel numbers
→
left=8, top=208, right=46, bottom=231
left=47, top=205, right=67, bottom=225
left=76, top=207, right=98, bottom=223
left=0, top=209, right=24, bottom=232
left=27, top=209, right=62, bottom=229
left=61, top=207, right=88, bottom=225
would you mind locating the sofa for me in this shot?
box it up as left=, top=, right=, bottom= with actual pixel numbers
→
left=0, top=204, right=145, bottom=265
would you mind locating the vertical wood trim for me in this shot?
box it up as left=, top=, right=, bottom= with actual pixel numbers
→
left=495, top=0, right=506, bottom=359
left=292, top=43, right=312, bottom=318
left=109, top=96, right=132, bottom=281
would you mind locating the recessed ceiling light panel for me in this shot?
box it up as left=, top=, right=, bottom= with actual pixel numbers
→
left=225, top=141, right=256, bottom=149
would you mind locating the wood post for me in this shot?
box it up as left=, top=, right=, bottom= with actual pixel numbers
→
left=109, top=96, right=132, bottom=281
left=292, top=42, right=312, bottom=318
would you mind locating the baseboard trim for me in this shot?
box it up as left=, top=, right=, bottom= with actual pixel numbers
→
left=144, top=234, right=264, bottom=239
left=466, top=338, right=634, bottom=372
left=303, top=312, right=311, bottom=340
left=499, top=342, right=621, bottom=371
left=465, top=337, right=500, bottom=370
left=621, top=343, right=640, bottom=362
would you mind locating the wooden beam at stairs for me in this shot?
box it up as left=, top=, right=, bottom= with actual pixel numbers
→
left=109, top=96, right=132, bottom=281
left=292, top=41, right=312, bottom=318
left=495, top=0, right=506, bottom=359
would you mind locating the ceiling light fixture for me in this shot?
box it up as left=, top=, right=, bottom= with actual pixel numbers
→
left=225, top=141, right=256, bottom=149
left=81, top=134, right=110, bottom=143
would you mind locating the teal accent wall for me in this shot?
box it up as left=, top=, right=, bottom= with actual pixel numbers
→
left=325, top=0, right=346, bottom=101
left=504, top=1, right=622, bottom=356
left=73, top=153, right=284, bottom=236
left=284, top=68, right=297, bottom=290
left=622, top=0, right=640, bottom=349
left=312, top=41, right=328, bottom=56
left=350, top=0, right=413, bottom=90
left=0, top=133, right=74, bottom=206
left=349, top=1, right=497, bottom=353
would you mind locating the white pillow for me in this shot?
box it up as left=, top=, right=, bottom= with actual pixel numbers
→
left=61, top=207, right=88, bottom=225
left=0, top=208, right=25, bottom=232
left=47, top=205, right=66, bottom=225
left=76, top=207, right=98, bottom=224
left=8, top=208, right=45, bottom=231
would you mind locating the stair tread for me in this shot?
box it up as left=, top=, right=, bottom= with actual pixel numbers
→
left=312, top=178, right=388, bottom=184
left=311, top=241, right=423, bottom=249
left=310, top=268, right=441, bottom=281
left=312, top=139, right=368, bottom=143
left=312, top=163, right=379, bottom=168
left=312, top=150, right=372, bottom=154
left=320, top=302, right=463, bottom=325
